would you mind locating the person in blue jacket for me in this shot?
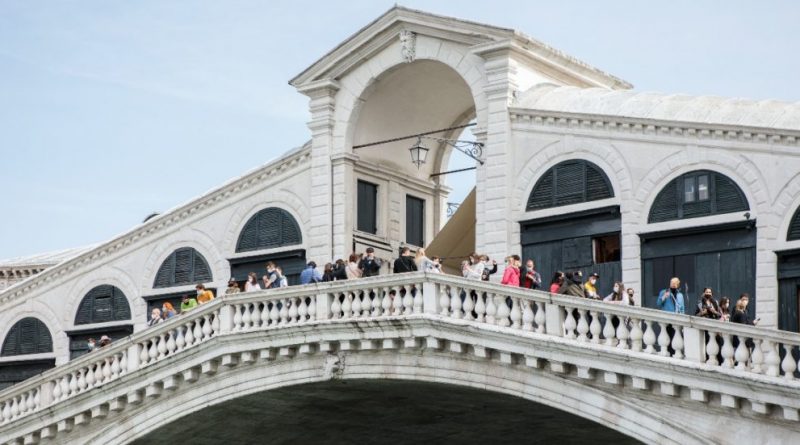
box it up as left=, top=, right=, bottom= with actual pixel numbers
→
left=656, top=277, right=685, bottom=314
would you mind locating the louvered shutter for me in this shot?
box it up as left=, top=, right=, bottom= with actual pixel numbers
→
left=281, top=212, right=302, bottom=245
left=153, top=254, right=174, bottom=288
left=237, top=208, right=303, bottom=252
left=193, top=251, right=213, bottom=282
left=1, top=318, right=53, bottom=356
left=526, top=161, right=613, bottom=211
left=526, top=170, right=554, bottom=210
left=75, top=285, right=131, bottom=324
left=586, top=164, right=613, bottom=201
left=648, top=171, right=749, bottom=223
left=789, top=208, right=800, bottom=241
left=554, top=161, right=585, bottom=207
left=112, top=287, right=131, bottom=320
left=173, top=248, right=193, bottom=285
left=715, top=174, right=748, bottom=213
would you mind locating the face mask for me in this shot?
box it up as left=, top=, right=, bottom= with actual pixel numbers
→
left=590, top=278, right=597, bottom=284
left=87, top=342, right=95, bottom=349
left=196, top=290, right=202, bottom=295
left=613, top=285, right=620, bottom=293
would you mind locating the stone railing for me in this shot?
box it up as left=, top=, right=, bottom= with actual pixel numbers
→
left=2, top=272, right=800, bottom=427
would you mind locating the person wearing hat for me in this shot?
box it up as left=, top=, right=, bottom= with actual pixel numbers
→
left=225, top=278, right=241, bottom=295
left=181, top=293, right=198, bottom=312
left=299, top=261, right=322, bottom=285
left=98, top=335, right=112, bottom=348
left=358, top=247, right=382, bottom=277
left=584, top=273, right=600, bottom=300
left=558, top=271, right=585, bottom=298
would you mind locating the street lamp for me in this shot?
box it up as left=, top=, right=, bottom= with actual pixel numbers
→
left=409, top=137, right=429, bottom=169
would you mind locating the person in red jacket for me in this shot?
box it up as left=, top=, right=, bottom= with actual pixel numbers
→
left=501, top=255, right=521, bottom=286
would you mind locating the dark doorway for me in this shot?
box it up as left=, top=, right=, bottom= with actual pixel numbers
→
left=229, top=249, right=307, bottom=286
left=520, top=206, right=621, bottom=297
left=66, top=325, right=133, bottom=360
left=641, top=222, right=756, bottom=316
left=778, top=249, right=800, bottom=333
left=0, top=359, right=55, bottom=390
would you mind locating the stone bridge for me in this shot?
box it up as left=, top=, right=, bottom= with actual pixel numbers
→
left=1, top=273, right=799, bottom=444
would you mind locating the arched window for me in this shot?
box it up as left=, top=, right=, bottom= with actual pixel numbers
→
left=526, top=160, right=613, bottom=211
left=2, top=318, right=52, bottom=356
left=789, top=206, right=800, bottom=241
left=236, top=207, right=302, bottom=253
left=75, top=285, right=131, bottom=325
left=153, top=247, right=213, bottom=288
left=648, top=170, right=749, bottom=223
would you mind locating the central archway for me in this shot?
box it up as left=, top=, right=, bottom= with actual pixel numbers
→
left=131, top=380, right=640, bottom=445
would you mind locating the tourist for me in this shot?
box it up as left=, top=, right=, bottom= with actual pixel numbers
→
left=558, top=271, right=585, bottom=298
left=584, top=273, right=600, bottom=300
left=322, top=263, right=335, bottom=282
left=625, top=288, right=636, bottom=306
left=161, top=302, right=177, bottom=319
left=695, top=287, right=721, bottom=320
left=603, top=282, right=627, bottom=304
left=86, top=338, right=96, bottom=353
left=244, top=272, right=260, bottom=292
left=521, top=259, right=542, bottom=290
left=180, top=294, right=198, bottom=312
left=333, top=259, right=348, bottom=280
left=98, top=335, right=112, bottom=348
left=480, top=256, right=497, bottom=281
left=359, top=247, right=382, bottom=277
left=430, top=256, right=442, bottom=273
left=549, top=271, right=564, bottom=294
left=263, top=262, right=279, bottom=289
left=500, top=255, right=521, bottom=286
left=719, top=297, right=731, bottom=322
left=148, top=308, right=163, bottom=326
left=346, top=253, right=363, bottom=279
left=415, top=248, right=436, bottom=272
left=276, top=266, right=288, bottom=287
left=656, top=277, right=685, bottom=314
left=299, top=261, right=322, bottom=284
left=225, top=278, right=241, bottom=295
left=731, top=294, right=759, bottom=325
left=196, top=284, right=215, bottom=305
left=463, top=253, right=484, bottom=280
left=393, top=246, right=418, bottom=273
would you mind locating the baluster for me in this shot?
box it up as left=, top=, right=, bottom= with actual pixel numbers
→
left=278, top=299, right=289, bottom=325
left=474, top=293, right=486, bottom=323
left=643, top=320, right=656, bottom=354
left=93, top=360, right=103, bottom=384
left=765, top=340, right=781, bottom=377
left=461, top=289, right=475, bottom=320
left=149, top=338, right=159, bottom=362
left=2, top=400, right=10, bottom=423
left=102, top=358, right=112, bottom=382
left=77, top=369, right=87, bottom=391
left=289, top=297, right=299, bottom=322
left=167, top=330, right=177, bottom=355
left=402, top=286, right=414, bottom=315
left=381, top=289, right=392, bottom=316
left=211, top=310, right=220, bottom=334
left=157, top=333, right=168, bottom=359
left=85, top=364, right=96, bottom=388
left=720, top=334, right=734, bottom=368
left=522, top=301, right=534, bottom=331
left=576, top=309, right=589, bottom=342
left=261, top=302, right=271, bottom=327
left=184, top=322, right=195, bottom=346
left=589, top=311, right=602, bottom=344
left=308, top=296, right=317, bottom=320
left=10, top=398, right=18, bottom=419
left=175, top=326, right=186, bottom=351
left=298, top=297, right=309, bottom=322
left=629, top=319, right=643, bottom=352
left=564, top=307, right=577, bottom=339
left=60, top=375, right=70, bottom=400
left=111, top=354, right=121, bottom=378
left=657, top=323, right=671, bottom=357
left=496, top=296, right=510, bottom=327
left=670, top=326, right=683, bottom=359
left=616, top=319, right=630, bottom=350
left=535, top=302, right=546, bottom=334
left=369, top=290, right=381, bottom=316
left=120, top=350, right=128, bottom=374
left=706, top=331, right=720, bottom=365
left=342, top=293, right=353, bottom=319
left=393, top=288, right=404, bottom=316
left=734, top=337, right=750, bottom=371
left=510, top=298, right=522, bottom=329
left=193, top=318, right=203, bottom=342
left=331, top=294, right=342, bottom=319
left=782, top=344, right=797, bottom=379
left=351, top=291, right=362, bottom=317
left=413, top=286, right=423, bottom=314
left=249, top=302, right=261, bottom=328
left=270, top=300, right=282, bottom=325
left=439, top=287, right=451, bottom=316
left=242, top=303, right=253, bottom=329
left=485, top=293, right=497, bottom=325
left=603, top=314, right=616, bottom=347
left=232, top=304, right=243, bottom=331
left=52, top=379, right=62, bottom=401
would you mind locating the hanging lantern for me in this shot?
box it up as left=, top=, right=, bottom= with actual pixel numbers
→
left=409, top=137, right=429, bottom=169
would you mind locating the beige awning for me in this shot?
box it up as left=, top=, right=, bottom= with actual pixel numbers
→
left=426, top=188, right=475, bottom=274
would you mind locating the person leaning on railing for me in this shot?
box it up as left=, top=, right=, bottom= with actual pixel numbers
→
left=195, top=284, right=215, bottom=304
left=656, top=277, right=685, bottom=314
left=694, top=288, right=721, bottom=320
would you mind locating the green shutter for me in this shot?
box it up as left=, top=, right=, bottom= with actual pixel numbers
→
left=526, top=161, right=613, bottom=211
left=75, top=285, right=131, bottom=325
left=1, top=318, right=53, bottom=356
left=236, top=208, right=303, bottom=252
left=789, top=207, right=800, bottom=241
left=154, top=248, right=214, bottom=288
left=647, top=171, right=749, bottom=223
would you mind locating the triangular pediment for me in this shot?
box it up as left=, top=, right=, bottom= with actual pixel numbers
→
left=289, top=6, right=631, bottom=90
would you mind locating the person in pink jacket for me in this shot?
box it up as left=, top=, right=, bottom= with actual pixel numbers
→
left=501, top=255, right=521, bottom=286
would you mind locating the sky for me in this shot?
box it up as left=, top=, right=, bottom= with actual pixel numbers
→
left=1, top=0, right=799, bottom=259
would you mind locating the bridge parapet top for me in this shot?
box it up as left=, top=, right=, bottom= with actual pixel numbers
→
left=2, top=272, right=800, bottom=429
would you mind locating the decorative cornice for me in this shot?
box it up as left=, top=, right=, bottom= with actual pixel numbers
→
left=0, top=146, right=312, bottom=308
left=509, top=108, right=800, bottom=147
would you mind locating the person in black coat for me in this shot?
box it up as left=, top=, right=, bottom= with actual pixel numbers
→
left=358, top=247, right=382, bottom=277
left=393, top=246, right=418, bottom=274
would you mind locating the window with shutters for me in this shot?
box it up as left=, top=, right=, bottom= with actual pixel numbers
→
left=1, top=318, right=53, bottom=356
left=235, top=207, right=303, bottom=253
left=526, top=160, right=613, bottom=211
left=74, top=285, right=131, bottom=325
left=153, top=247, right=213, bottom=288
left=406, top=195, right=425, bottom=247
left=788, top=206, right=800, bottom=241
left=648, top=170, right=749, bottom=223
left=357, top=180, right=378, bottom=234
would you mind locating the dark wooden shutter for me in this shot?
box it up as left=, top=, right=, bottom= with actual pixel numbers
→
left=173, top=248, right=193, bottom=285
left=406, top=195, right=425, bottom=247
left=526, top=160, right=613, bottom=211
left=648, top=171, right=749, bottom=223
left=357, top=181, right=378, bottom=234
left=75, top=285, right=131, bottom=325
left=1, top=318, right=53, bottom=356
left=789, top=207, right=800, bottom=241
left=154, top=248, right=214, bottom=288
left=715, top=173, right=748, bottom=214
left=236, top=208, right=303, bottom=252
left=193, top=251, right=213, bottom=282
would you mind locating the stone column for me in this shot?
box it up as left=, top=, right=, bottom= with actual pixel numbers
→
left=298, top=79, right=340, bottom=264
